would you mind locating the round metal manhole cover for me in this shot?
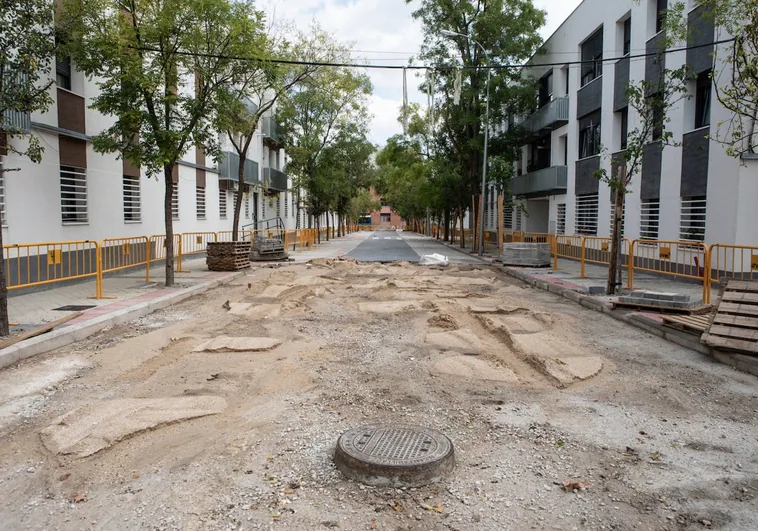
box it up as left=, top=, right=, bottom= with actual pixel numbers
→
left=334, top=424, right=455, bottom=487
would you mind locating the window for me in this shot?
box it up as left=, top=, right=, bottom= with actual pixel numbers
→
left=219, top=189, right=227, bottom=219
left=504, top=204, right=513, bottom=229
left=579, top=111, right=602, bottom=158
left=276, top=194, right=281, bottom=217
left=171, top=182, right=179, bottom=220
left=538, top=72, right=553, bottom=107
left=60, top=165, right=88, bottom=223
left=245, top=195, right=250, bottom=218
left=56, top=55, right=71, bottom=90
left=261, top=195, right=266, bottom=219
left=284, top=191, right=289, bottom=217
left=623, top=18, right=632, bottom=56
left=575, top=193, right=599, bottom=235
left=557, top=203, right=566, bottom=234
left=581, top=28, right=603, bottom=86
left=514, top=206, right=522, bottom=231
left=196, top=185, right=206, bottom=219
left=640, top=199, right=660, bottom=240
left=619, top=108, right=629, bottom=150
left=656, top=0, right=667, bottom=34
left=123, top=174, right=141, bottom=222
left=695, top=70, right=711, bottom=129
left=380, top=213, right=391, bottom=223
left=680, top=196, right=706, bottom=242
left=650, top=92, right=664, bottom=141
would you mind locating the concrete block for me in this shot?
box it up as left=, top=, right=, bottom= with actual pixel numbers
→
left=563, top=291, right=582, bottom=303
left=580, top=297, right=605, bottom=311
left=587, top=286, right=606, bottom=295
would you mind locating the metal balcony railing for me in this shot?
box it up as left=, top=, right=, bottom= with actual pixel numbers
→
left=2, top=71, right=32, bottom=134
left=520, top=96, right=569, bottom=135
left=262, top=117, right=282, bottom=146
left=262, top=167, right=287, bottom=192
left=510, top=165, right=568, bottom=196
left=218, top=151, right=259, bottom=185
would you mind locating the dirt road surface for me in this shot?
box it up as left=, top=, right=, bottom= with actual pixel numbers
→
left=0, top=259, right=756, bottom=530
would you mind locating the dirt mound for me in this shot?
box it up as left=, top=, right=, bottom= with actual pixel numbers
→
left=428, top=313, right=459, bottom=330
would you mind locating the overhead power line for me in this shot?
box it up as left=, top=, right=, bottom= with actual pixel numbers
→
left=133, top=37, right=735, bottom=71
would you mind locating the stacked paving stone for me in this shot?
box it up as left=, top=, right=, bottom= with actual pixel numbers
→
left=618, top=290, right=702, bottom=309
left=500, top=243, right=552, bottom=267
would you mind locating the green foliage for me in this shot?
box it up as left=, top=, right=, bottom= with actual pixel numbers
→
left=0, top=0, right=56, bottom=162
left=348, top=189, right=380, bottom=220
left=376, top=135, right=432, bottom=222
left=410, top=0, right=545, bottom=198
left=279, top=63, right=373, bottom=225
left=665, top=0, right=758, bottom=156
left=62, top=0, right=264, bottom=175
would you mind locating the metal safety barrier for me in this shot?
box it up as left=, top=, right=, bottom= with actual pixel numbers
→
left=177, top=232, right=217, bottom=272
left=629, top=239, right=710, bottom=303
left=710, top=244, right=758, bottom=286
left=3, top=240, right=100, bottom=296
left=100, top=236, right=150, bottom=289
left=583, top=236, right=631, bottom=269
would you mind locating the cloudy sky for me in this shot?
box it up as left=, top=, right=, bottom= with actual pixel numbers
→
left=262, top=0, right=582, bottom=145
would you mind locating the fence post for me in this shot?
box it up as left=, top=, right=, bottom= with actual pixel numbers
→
left=703, top=244, right=711, bottom=304
left=146, top=237, right=151, bottom=283
left=553, top=237, right=559, bottom=270
left=627, top=240, right=635, bottom=289
left=95, top=241, right=103, bottom=299
left=580, top=237, right=586, bottom=278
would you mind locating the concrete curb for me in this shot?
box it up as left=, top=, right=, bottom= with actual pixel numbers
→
left=495, top=264, right=758, bottom=377
left=0, top=271, right=246, bottom=370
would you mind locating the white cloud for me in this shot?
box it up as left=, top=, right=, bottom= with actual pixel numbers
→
left=261, top=0, right=582, bottom=145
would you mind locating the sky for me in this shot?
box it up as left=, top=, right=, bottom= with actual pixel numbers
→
left=261, top=0, right=583, bottom=146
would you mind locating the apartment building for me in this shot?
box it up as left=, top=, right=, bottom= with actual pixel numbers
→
left=0, top=58, right=306, bottom=247
left=489, top=0, right=758, bottom=247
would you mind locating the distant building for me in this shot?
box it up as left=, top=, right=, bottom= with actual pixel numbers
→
left=363, top=187, right=404, bottom=228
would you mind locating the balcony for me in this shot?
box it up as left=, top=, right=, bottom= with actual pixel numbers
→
left=218, top=151, right=258, bottom=187
left=510, top=165, right=567, bottom=196
left=262, top=167, right=287, bottom=192
left=262, top=117, right=284, bottom=148
left=2, top=71, right=31, bottom=134
left=520, top=96, right=569, bottom=140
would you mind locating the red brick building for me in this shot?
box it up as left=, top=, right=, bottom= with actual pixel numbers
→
left=368, top=188, right=404, bottom=228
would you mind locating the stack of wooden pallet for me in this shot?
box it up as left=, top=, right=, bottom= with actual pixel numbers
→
left=206, top=242, right=251, bottom=271
left=702, top=280, right=758, bottom=355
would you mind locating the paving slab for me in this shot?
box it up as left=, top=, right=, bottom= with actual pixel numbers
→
left=41, top=396, right=227, bottom=457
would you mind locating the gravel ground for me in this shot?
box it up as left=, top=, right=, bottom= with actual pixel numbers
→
left=0, top=259, right=756, bottom=531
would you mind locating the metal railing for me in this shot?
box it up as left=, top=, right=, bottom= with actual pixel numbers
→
left=710, top=244, right=758, bottom=286
left=628, top=239, right=710, bottom=303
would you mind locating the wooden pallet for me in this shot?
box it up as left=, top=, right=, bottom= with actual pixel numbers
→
left=611, top=300, right=713, bottom=315
left=662, top=314, right=712, bottom=335
left=702, top=280, right=758, bottom=355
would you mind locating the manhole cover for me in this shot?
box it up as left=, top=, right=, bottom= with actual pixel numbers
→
left=334, top=424, right=454, bottom=487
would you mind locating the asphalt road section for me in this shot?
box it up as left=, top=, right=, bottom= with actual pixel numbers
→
left=345, top=232, right=420, bottom=262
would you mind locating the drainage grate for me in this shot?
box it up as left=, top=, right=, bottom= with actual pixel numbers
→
left=334, top=424, right=455, bottom=487
left=53, top=305, right=96, bottom=311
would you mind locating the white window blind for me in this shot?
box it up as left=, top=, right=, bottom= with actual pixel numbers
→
left=640, top=199, right=660, bottom=240
left=503, top=204, right=513, bottom=229
left=575, top=193, right=599, bottom=235
left=680, top=196, right=707, bottom=242
left=196, top=185, right=206, bottom=220
left=245, top=196, right=250, bottom=218
left=171, top=181, right=179, bottom=220
left=123, top=174, right=141, bottom=222
left=61, top=165, right=88, bottom=224
left=0, top=161, right=6, bottom=226
left=556, top=203, right=566, bottom=234
left=219, top=189, right=227, bottom=219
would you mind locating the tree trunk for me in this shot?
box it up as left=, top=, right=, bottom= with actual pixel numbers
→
left=0, top=200, right=8, bottom=336
left=164, top=164, right=175, bottom=287
left=443, top=210, right=450, bottom=242
left=232, top=157, right=245, bottom=241
left=459, top=209, right=465, bottom=249
left=607, top=167, right=626, bottom=295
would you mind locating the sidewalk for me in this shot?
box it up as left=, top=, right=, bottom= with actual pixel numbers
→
left=8, top=232, right=371, bottom=329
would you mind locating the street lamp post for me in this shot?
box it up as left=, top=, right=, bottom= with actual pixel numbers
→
left=441, top=29, right=490, bottom=256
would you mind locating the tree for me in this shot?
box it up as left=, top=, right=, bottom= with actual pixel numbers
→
left=596, top=56, right=690, bottom=295
left=215, top=24, right=342, bottom=241
left=667, top=0, right=758, bottom=156
left=279, top=65, right=372, bottom=241
left=62, top=0, right=262, bottom=286
left=347, top=188, right=380, bottom=224
left=409, top=0, right=545, bottom=243
left=0, top=0, right=57, bottom=336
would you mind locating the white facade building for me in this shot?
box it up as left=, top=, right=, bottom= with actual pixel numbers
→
left=489, top=0, right=758, bottom=248
left=0, top=60, right=308, bottom=247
